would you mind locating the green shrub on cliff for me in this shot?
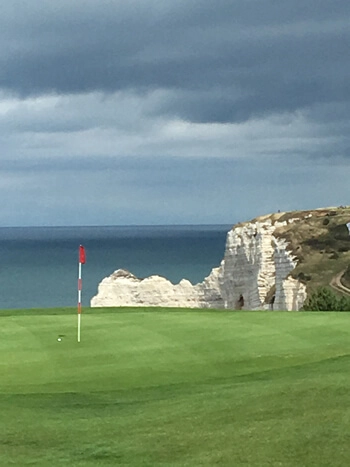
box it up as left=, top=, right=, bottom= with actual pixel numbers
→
left=303, top=287, right=350, bottom=311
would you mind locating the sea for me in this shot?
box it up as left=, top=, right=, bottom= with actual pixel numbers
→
left=0, top=225, right=231, bottom=310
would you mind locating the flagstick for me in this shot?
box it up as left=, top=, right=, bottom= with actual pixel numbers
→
left=78, top=260, right=82, bottom=343
left=77, top=312, right=81, bottom=343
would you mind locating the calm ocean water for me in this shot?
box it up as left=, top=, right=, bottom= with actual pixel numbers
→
left=0, top=225, right=231, bottom=309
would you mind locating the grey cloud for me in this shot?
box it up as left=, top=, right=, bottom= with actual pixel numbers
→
left=0, top=0, right=350, bottom=227
left=1, top=0, right=349, bottom=123
left=0, top=152, right=348, bottom=226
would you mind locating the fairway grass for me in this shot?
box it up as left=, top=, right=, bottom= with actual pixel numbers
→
left=1, top=308, right=350, bottom=466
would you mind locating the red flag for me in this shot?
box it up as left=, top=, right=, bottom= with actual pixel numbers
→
left=79, top=245, right=86, bottom=264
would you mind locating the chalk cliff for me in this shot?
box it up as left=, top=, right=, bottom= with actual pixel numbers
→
left=90, top=268, right=223, bottom=308
left=91, top=213, right=314, bottom=310
left=218, top=220, right=307, bottom=310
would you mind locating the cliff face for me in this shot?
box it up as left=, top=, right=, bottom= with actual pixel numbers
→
left=218, top=220, right=306, bottom=310
left=91, top=217, right=308, bottom=310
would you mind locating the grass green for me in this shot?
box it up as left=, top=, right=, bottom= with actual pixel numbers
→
left=2, top=308, right=350, bottom=466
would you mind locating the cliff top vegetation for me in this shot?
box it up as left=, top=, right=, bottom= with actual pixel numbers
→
left=249, top=206, right=350, bottom=294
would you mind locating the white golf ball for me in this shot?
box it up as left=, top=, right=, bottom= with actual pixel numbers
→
left=57, top=338, right=62, bottom=342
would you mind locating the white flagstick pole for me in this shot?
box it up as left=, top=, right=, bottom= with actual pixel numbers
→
left=77, top=252, right=83, bottom=343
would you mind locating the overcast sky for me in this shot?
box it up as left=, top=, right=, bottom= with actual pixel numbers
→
left=1, top=0, right=349, bottom=226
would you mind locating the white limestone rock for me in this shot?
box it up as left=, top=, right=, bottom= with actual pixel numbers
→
left=90, top=268, right=223, bottom=308
left=91, top=219, right=307, bottom=310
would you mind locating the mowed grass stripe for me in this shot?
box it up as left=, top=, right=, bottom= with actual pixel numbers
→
left=2, top=310, right=346, bottom=393
left=1, top=309, right=350, bottom=465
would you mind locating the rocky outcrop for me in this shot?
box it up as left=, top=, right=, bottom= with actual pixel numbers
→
left=90, top=268, right=223, bottom=308
left=91, top=217, right=308, bottom=310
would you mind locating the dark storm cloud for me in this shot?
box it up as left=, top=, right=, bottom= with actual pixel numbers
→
left=0, top=0, right=349, bottom=227
left=1, top=0, right=350, bottom=122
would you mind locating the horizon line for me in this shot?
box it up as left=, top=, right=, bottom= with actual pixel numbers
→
left=0, top=222, right=235, bottom=229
